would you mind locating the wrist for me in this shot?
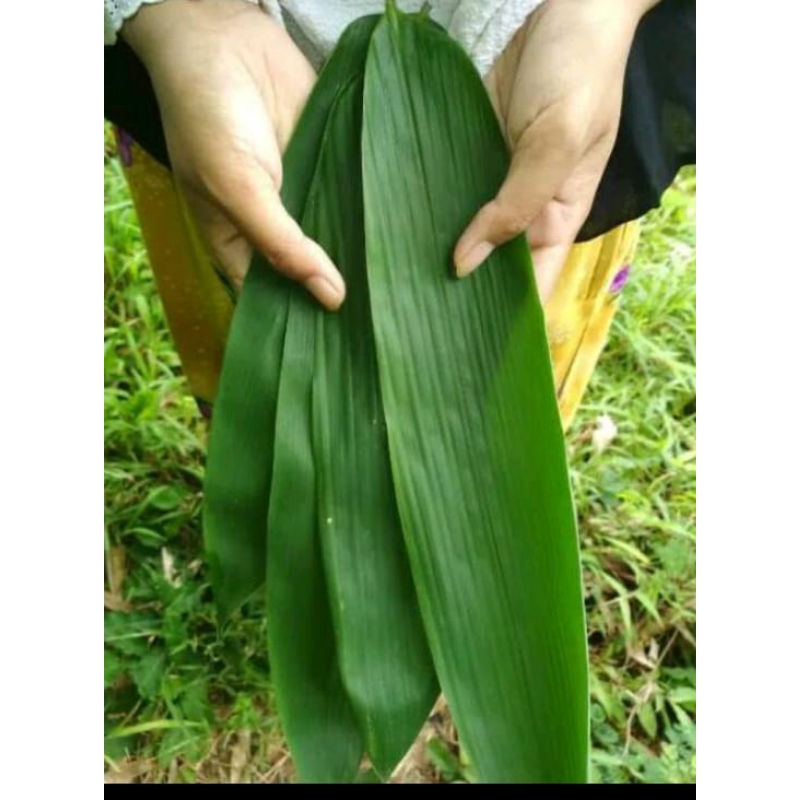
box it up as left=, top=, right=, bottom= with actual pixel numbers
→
left=122, top=0, right=259, bottom=66
left=121, top=0, right=188, bottom=63
left=623, top=0, right=662, bottom=24
left=552, top=0, right=659, bottom=33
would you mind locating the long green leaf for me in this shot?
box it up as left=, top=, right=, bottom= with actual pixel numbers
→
left=311, top=78, right=439, bottom=777
left=203, top=15, right=382, bottom=619
left=266, top=287, right=363, bottom=783
left=362, top=9, right=588, bottom=782
left=201, top=239, right=287, bottom=620
left=265, top=18, right=381, bottom=783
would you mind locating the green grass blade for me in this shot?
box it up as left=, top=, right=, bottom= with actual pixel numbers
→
left=202, top=14, right=382, bottom=619
left=105, top=719, right=203, bottom=739
left=362, top=11, right=589, bottom=782
left=265, top=18, right=382, bottom=783
left=311, top=79, right=439, bottom=778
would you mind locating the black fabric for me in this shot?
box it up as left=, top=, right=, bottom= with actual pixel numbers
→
left=104, top=0, right=695, bottom=241
left=104, top=39, right=168, bottom=166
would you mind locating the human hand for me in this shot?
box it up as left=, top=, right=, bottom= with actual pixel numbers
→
left=454, top=0, right=659, bottom=302
left=123, top=0, right=346, bottom=310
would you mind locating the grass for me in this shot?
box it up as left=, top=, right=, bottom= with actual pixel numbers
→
left=103, top=126, right=696, bottom=783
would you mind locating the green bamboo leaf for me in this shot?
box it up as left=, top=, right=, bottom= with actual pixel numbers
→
left=267, top=287, right=363, bottom=783
left=265, top=18, right=381, bottom=784
left=202, top=15, right=382, bottom=619
left=311, top=79, right=438, bottom=777
left=201, top=262, right=287, bottom=619
left=362, top=10, right=589, bottom=782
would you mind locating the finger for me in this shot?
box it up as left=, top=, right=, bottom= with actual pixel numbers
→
left=216, top=166, right=346, bottom=310
left=453, top=119, right=578, bottom=278
left=529, top=242, right=570, bottom=304
left=205, top=223, right=252, bottom=291
left=525, top=192, right=596, bottom=302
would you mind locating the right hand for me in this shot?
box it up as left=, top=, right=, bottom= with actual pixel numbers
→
left=123, top=0, right=346, bottom=310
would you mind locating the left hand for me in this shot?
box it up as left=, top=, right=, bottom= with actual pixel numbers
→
left=454, top=0, right=659, bottom=302
left=123, top=0, right=346, bottom=310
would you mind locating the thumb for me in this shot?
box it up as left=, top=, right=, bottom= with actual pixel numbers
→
left=212, top=161, right=346, bottom=311
left=453, top=123, right=576, bottom=278
left=228, top=170, right=345, bottom=311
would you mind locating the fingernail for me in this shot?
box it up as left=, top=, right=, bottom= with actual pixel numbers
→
left=305, top=274, right=345, bottom=310
left=455, top=240, right=494, bottom=278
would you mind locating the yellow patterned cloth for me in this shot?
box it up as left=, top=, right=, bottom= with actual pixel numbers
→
left=545, top=222, right=638, bottom=428
left=117, top=131, right=638, bottom=429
